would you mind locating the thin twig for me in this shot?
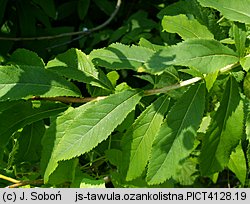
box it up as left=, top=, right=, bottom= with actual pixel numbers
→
left=0, top=0, right=122, bottom=41
left=0, top=174, right=20, bottom=184
left=6, top=179, right=44, bottom=188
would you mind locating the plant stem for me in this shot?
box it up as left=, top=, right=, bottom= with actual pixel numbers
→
left=6, top=179, right=44, bottom=188
left=144, top=76, right=202, bottom=96
left=0, top=174, right=20, bottom=184
left=30, top=62, right=240, bottom=103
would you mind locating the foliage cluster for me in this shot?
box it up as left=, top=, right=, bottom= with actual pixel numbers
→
left=1, top=0, right=250, bottom=188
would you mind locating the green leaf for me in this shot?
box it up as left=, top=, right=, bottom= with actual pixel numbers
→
left=197, top=0, right=250, bottom=24
left=18, top=1, right=36, bottom=36
left=46, top=48, right=113, bottom=90
left=228, top=143, right=246, bottom=185
left=162, top=14, right=214, bottom=40
left=0, top=100, right=68, bottom=147
left=89, top=43, right=156, bottom=73
left=151, top=39, right=238, bottom=74
left=200, top=76, right=244, bottom=175
left=93, top=0, right=114, bottom=16
left=80, top=178, right=106, bottom=188
left=174, top=157, right=198, bottom=185
left=244, top=72, right=250, bottom=99
left=105, top=149, right=123, bottom=168
left=48, top=159, right=78, bottom=185
left=10, top=120, right=45, bottom=164
left=77, top=0, right=90, bottom=20
left=0, top=64, right=81, bottom=101
left=240, top=54, right=250, bottom=72
left=10, top=49, right=44, bottom=68
left=139, top=38, right=166, bottom=51
left=147, top=83, right=205, bottom=185
left=32, top=0, right=56, bottom=18
left=0, top=0, right=7, bottom=24
left=232, top=23, right=247, bottom=57
left=121, top=95, right=170, bottom=181
left=43, top=90, right=142, bottom=182
left=204, top=71, right=219, bottom=92
left=246, top=101, right=250, bottom=141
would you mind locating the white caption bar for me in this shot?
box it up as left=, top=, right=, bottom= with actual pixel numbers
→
left=0, top=188, right=249, bottom=203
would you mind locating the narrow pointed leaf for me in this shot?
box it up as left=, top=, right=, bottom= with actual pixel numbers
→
left=197, top=0, right=250, bottom=24
left=121, top=95, right=170, bottom=181
left=228, top=143, right=246, bottom=185
left=200, top=77, right=244, bottom=175
left=0, top=65, right=81, bottom=101
left=46, top=48, right=113, bottom=90
left=147, top=83, right=205, bottom=185
left=0, top=100, right=67, bottom=147
left=162, top=14, right=214, bottom=40
left=151, top=39, right=238, bottom=74
left=44, top=90, right=142, bottom=182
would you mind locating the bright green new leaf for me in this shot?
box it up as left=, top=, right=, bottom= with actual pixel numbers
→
left=121, top=95, right=170, bottom=181
left=228, top=143, right=246, bottom=185
left=46, top=48, right=113, bottom=90
left=80, top=178, right=106, bottom=188
left=162, top=14, right=214, bottom=40
left=240, top=54, right=250, bottom=72
left=204, top=71, right=219, bottom=92
left=197, top=0, right=250, bottom=24
left=43, top=90, right=142, bottom=182
left=200, top=76, right=244, bottom=175
left=147, top=83, right=205, bottom=185
left=0, top=101, right=68, bottom=147
left=150, top=39, right=238, bottom=74
left=0, top=65, right=81, bottom=101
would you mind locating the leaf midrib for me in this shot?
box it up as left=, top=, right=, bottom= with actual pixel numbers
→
left=129, top=97, right=169, bottom=167
left=54, top=91, right=140, bottom=160
left=151, top=84, right=201, bottom=181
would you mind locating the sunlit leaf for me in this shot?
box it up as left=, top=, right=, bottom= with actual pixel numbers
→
left=162, top=14, right=214, bottom=40
left=197, top=0, right=250, bottom=24
left=200, top=76, right=244, bottom=175
left=121, top=95, right=170, bottom=181
left=43, top=90, right=142, bottom=182
left=147, top=83, right=205, bottom=185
